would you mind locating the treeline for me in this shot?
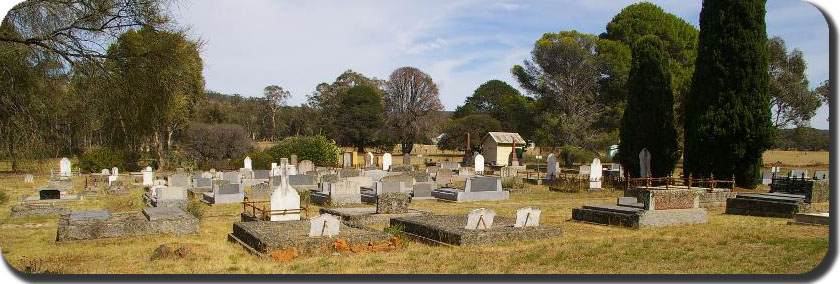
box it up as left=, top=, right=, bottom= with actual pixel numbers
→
left=773, top=128, right=829, bottom=151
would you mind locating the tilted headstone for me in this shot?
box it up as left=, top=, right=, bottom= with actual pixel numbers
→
left=111, top=167, right=119, bottom=176
left=546, top=154, right=557, bottom=178
left=365, top=152, right=374, bottom=167
left=515, top=207, right=541, bottom=228
left=59, top=157, right=72, bottom=177
left=243, top=156, right=252, bottom=170
left=308, top=214, right=340, bottom=237
left=474, top=153, right=485, bottom=174
left=465, top=208, right=495, bottom=230
left=465, top=176, right=502, bottom=192
left=298, top=160, right=314, bottom=174
left=271, top=175, right=302, bottom=221
left=639, top=148, right=651, bottom=177
left=382, top=153, right=392, bottom=171
left=589, top=158, right=602, bottom=189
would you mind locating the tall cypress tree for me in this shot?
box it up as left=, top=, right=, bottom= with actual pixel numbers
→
left=618, top=35, right=680, bottom=178
left=684, top=0, right=773, bottom=188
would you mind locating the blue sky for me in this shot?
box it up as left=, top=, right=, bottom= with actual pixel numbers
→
left=173, top=0, right=830, bottom=129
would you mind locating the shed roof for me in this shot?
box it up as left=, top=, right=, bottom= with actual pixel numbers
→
left=483, top=132, right=525, bottom=145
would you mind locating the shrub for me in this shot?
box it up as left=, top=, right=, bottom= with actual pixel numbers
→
left=79, top=147, right=138, bottom=173
left=186, top=200, right=207, bottom=219
left=181, top=123, right=254, bottom=163
left=559, top=146, right=596, bottom=167
left=164, top=151, right=197, bottom=171
left=233, top=151, right=273, bottom=170
left=266, top=136, right=339, bottom=167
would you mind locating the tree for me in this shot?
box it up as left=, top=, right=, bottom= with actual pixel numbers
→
left=263, top=85, right=290, bottom=140
left=814, top=80, right=829, bottom=122
left=452, top=80, right=535, bottom=138
left=104, top=27, right=204, bottom=169
left=307, top=70, right=384, bottom=136
left=334, top=85, right=385, bottom=152
left=512, top=31, right=609, bottom=149
left=437, top=114, right=503, bottom=151
left=684, top=0, right=773, bottom=188
left=0, top=0, right=172, bottom=66
left=767, top=36, right=822, bottom=129
left=383, top=66, right=443, bottom=154
left=181, top=123, right=253, bottom=163
left=618, top=36, right=680, bottom=177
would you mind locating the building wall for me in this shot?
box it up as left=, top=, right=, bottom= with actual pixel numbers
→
left=482, top=139, right=498, bottom=165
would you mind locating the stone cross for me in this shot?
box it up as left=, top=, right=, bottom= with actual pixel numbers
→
left=465, top=208, right=495, bottom=230
left=244, top=156, right=252, bottom=170
left=589, top=158, right=602, bottom=189
left=382, top=153, right=392, bottom=171
left=308, top=214, right=340, bottom=237
left=270, top=174, right=301, bottom=221
left=639, top=148, right=651, bottom=177
left=546, top=154, right=557, bottom=178
left=515, top=207, right=541, bottom=228
left=59, top=157, right=72, bottom=177
left=474, top=153, right=485, bottom=174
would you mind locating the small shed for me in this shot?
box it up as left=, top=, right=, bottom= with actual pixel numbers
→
left=480, top=132, right=526, bottom=166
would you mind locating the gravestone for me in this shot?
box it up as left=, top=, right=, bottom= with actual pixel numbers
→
left=589, top=158, right=602, bottom=189
left=814, top=171, right=829, bottom=180
left=474, top=154, right=485, bottom=174
left=515, top=207, right=541, bottom=228
left=59, top=157, right=72, bottom=177
left=223, top=172, right=241, bottom=184
left=546, top=154, right=557, bottom=178
left=639, top=148, right=651, bottom=177
left=24, top=174, right=34, bottom=184
left=288, top=174, right=316, bottom=187
left=156, top=187, right=188, bottom=200
left=217, top=183, right=243, bottom=195
left=298, top=160, right=314, bottom=174
left=440, top=161, right=460, bottom=170
left=465, top=208, right=495, bottom=230
left=465, top=176, right=502, bottom=192
left=111, top=167, right=119, bottom=176
left=201, top=172, right=213, bottom=179
left=578, top=165, right=590, bottom=175
left=290, top=154, right=298, bottom=167
left=253, top=170, right=271, bottom=180
left=403, top=153, right=412, bottom=166
left=500, top=167, right=517, bottom=178
left=761, top=172, right=773, bottom=185
left=168, top=174, right=191, bottom=188
left=101, top=169, right=110, bottom=176
left=382, top=153, right=392, bottom=171
left=195, top=177, right=212, bottom=188
left=365, top=152, right=374, bottom=167
left=244, top=156, right=252, bottom=170
left=343, top=152, right=353, bottom=168
left=436, top=169, right=454, bottom=185
left=328, top=180, right=362, bottom=204
left=364, top=170, right=389, bottom=182
left=308, top=214, right=340, bottom=237
left=412, top=182, right=435, bottom=199
left=142, top=167, right=154, bottom=186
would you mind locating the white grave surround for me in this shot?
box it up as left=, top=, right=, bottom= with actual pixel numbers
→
left=639, top=148, right=652, bottom=177
left=546, top=154, right=557, bottom=178
left=382, top=153, right=392, bottom=171
left=465, top=208, right=496, bottom=230
left=474, top=153, right=485, bottom=174
left=59, top=157, right=72, bottom=177
left=589, top=158, right=602, bottom=189
left=270, top=175, right=301, bottom=221
left=244, top=156, right=253, bottom=170
left=308, top=214, right=341, bottom=237
left=515, top=207, right=541, bottom=228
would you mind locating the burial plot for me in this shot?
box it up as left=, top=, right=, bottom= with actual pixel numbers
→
left=431, top=176, right=509, bottom=202
left=572, top=187, right=707, bottom=229
left=144, top=186, right=188, bottom=208
left=770, top=176, right=828, bottom=203
left=203, top=183, right=244, bottom=204
left=725, top=193, right=809, bottom=218
left=390, top=208, right=562, bottom=246
left=310, top=180, right=362, bottom=206
left=390, top=164, right=414, bottom=172
left=56, top=208, right=199, bottom=242
left=790, top=212, right=829, bottom=226
left=10, top=203, right=70, bottom=217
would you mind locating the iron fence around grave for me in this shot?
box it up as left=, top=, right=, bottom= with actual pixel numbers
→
left=241, top=197, right=308, bottom=221
left=623, top=175, right=736, bottom=191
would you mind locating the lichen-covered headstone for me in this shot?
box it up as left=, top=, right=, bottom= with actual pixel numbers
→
left=270, top=175, right=301, bottom=221
left=465, top=208, right=495, bottom=230
left=589, top=158, right=602, bottom=189
left=639, top=148, right=651, bottom=177
left=382, top=153, right=392, bottom=171
left=515, top=207, right=541, bottom=228
left=308, top=214, right=340, bottom=237
left=474, top=154, right=485, bottom=174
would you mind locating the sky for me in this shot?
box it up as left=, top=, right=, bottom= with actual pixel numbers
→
left=172, top=0, right=830, bottom=130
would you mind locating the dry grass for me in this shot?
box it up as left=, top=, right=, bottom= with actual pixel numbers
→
left=763, top=151, right=830, bottom=168
left=0, top=174, right=829, bottom=274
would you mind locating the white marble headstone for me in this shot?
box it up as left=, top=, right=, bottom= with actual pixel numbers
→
left=546, top=154, right=557, bottom=177
left=589, top=158, right=602, bottom=189
left=639, top=148, right=651, bottom=177
left=515, top=207, right=541, bottom=228
left=111, top=167, right=119, bottom=176
left=142, top=167, right=154, bottom=186
left=243, top=156, right=252, bottom=170
left=465, top=208, right=495, bottom=230
left=474, top=153, right=485, bottom=174
left=59, top=157, right=71, bottom=177
left=309, top=214, right=341, bottom=237
left=382, top=153, right=392, bottom=171
left=270, top=175, right=301, bottom=221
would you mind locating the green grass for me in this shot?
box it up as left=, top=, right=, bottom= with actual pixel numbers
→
left=0, top=175, right=829, bottom=274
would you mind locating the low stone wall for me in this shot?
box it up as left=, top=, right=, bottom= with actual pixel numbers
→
left=56, top=209, right=199, bottom=242
left=696, top=189, right=738, bottom=209
left=229, top=220, right=393, bottom=255
left=812, top=180, right=829, bottom=203
left=10, top=203, right=70, bottom=217
left=624, top=187, right=699, bottom=210
left=390, top=215, right=563, bottom=246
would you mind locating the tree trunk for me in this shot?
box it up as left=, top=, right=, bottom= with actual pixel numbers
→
left=154, top=131, right=166, bottom=170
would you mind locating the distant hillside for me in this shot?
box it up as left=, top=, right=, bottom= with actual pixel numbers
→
left=772, top=127, right=829, bottom=151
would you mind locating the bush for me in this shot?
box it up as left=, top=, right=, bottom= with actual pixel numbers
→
left=186, top=200, right=207, bottom=219
left=181, top=123, right=253, bottom=163
left=79, top=147, right=138, bottom=173
left=266, top=136, right=339, bottom=167
left=233, top=151, right=273, bottom=170
left=164, top=151, right=197, bottom=171
left=559, top=146, right=596, bottom=167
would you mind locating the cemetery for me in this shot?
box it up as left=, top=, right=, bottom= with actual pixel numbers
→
left=56, top=207, right=199, bottom=242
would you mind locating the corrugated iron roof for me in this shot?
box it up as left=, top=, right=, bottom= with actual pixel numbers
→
left=485, top=132, right=525, bottom=144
